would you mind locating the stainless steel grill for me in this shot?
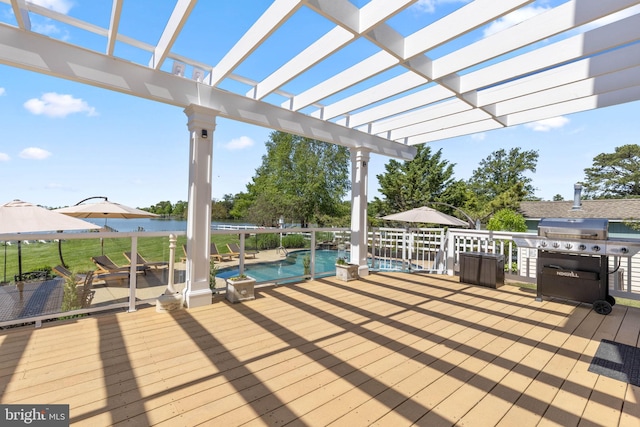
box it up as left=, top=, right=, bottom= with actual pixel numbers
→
left=513, top=218, right=640, bottom=256
left=512, top=218, right=640, bottom=315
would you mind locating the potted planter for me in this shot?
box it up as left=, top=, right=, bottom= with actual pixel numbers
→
left=335, top=258, right=358, bottom=282
left=225, top=274, right=256, bottom=303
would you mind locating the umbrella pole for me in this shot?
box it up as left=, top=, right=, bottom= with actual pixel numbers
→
left=58, top=238, right=66, bottom=267
left=17, top=240, right=22, bottom=282
left=3, top=242, right=6, bottom=283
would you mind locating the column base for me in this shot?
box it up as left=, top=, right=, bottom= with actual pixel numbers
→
left=183, top=287, right=213, bottom=308
left=358, top=265, right=369, bottom=277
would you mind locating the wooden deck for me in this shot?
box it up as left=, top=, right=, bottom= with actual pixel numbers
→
left=1, top=272, right=639, bottom=426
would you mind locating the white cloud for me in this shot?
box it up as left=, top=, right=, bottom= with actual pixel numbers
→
left=483, top=6, right=550, bottom=38
left=24, top=92, right=97, bottom=118
left=32, top=22, right=66, bottom=38
left=0, top=153, right=10, bottom=161
left=412, top=0, right=470, bottom=14
left=31, top=0, right=73, bottom=14
left=0, top=87, right=5, bottom=96
left=225, top=136, right=254, bottom=150
left=524, top=116, right=570, bottom=132
left=471, top=133, right=486, bottom=141
left=19, top=147, right=52, bottom=160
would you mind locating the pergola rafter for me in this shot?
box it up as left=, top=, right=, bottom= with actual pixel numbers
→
left=0, top=0, right=638, bottom=149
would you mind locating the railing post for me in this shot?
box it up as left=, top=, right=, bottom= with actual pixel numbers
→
left=446, top=230, right=456, bottom=276
left=239, top=233, right=245, bottom=275
left=167, top=234, right=176, bottom=293
left=128, top=236, right=138, bottom=312
left=310, top=231, right=316, bottom=280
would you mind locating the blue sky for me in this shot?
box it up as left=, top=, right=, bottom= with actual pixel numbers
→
left=1, top=0, right=639, bottom=209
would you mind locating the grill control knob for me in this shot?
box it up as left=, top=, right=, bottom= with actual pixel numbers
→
left=539, top=241, right=547, bottom=248
left=578, top=244, right=587, bottom=251
left=552, top=242, right=560, bottom=248
left=564, top=243, right=573, bottom=250
left=621, top=247, right=629, bottom=254
left=592, top=245, right=601, bottom=252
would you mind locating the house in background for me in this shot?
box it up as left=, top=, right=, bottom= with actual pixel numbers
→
left=518, top=184, right=640, bottom=238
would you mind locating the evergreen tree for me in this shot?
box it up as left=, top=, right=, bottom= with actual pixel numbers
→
left=583, top=144, right=640, bottom=198
left=464, top=147, right=538, bottom=222
left=375, top=145, right=460, bottom=215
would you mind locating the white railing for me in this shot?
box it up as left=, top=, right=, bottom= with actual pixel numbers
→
left=446, top=229, right=640, bottom=301
left=0, top=227, right=350, bottom=327
left=3, top=226, right=639, bottom=328
left=368, top=227, right=446, bottom=273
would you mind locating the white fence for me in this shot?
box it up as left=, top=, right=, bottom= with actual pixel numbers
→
left=367, top=228, right=640, bottom=302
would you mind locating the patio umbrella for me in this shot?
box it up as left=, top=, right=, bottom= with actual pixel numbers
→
left=0, top=199, right=100, bottom=282
left=381, top=206, right=470, bottom=227
left=54, top=197, right=159, bottom=254
left=54, top=197, right=159, bottom=221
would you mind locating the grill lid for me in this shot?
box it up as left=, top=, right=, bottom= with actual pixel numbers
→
left=538, top=218, right=608, bottom=240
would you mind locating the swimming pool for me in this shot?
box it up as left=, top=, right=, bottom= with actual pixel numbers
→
left=216, top=249, right=409, bottom=284
left=216, top=249, right=347, bottom=284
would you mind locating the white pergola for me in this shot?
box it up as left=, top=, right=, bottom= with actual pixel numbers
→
left=1, top=0, right=639, bottom=307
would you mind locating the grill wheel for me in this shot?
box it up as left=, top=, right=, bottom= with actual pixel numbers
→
left=593, top=299, right=613, bottom=315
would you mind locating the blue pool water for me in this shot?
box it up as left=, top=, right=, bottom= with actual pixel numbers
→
left=217, top=249, right=346, bottom=283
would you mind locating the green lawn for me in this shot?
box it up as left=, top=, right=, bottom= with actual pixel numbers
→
left=0, top=233, right=243, bottom=283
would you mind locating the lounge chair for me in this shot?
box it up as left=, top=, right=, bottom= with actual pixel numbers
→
left=53, top=265, right=88, bottom=284
left=227, top=242, right=258, bottom=259
left=181, top=244, right=232, bottom=262
left=211, top=243, right=233, bottom=262
left=92, top=255, right=147, bottom=276
left=123, top=252, right=168, bottom=269
left=54, top=263, right=128, bottom=286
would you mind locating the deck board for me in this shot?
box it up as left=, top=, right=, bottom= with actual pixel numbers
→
left=1, top=272, right=639, bottom=426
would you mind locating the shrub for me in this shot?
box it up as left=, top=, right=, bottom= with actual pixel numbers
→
left=61, top=274, right=81, bottom=313
left=303, top=254, right=311, bottom=275
left=257, top=233, right=279, bottom=250
left=282, top=234, right=306, bottom=248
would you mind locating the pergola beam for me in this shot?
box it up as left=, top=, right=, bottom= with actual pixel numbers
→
left=208, top=0, right=304, bottom=86
left=148, top=0, right=197, bottom=70
left=432, top=0, right=638, bottom=79
left=0, top=23, right=415, bottom=160
left=106, top=0, right=123, bottom=56
left=9, top=0, right=30, bottom=30
left=458, top=13, right=640, bottom=94
left=473, top=42, right=640, bottom=108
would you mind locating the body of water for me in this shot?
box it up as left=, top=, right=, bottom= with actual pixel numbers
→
left=84, top=218, right=255, bottom=232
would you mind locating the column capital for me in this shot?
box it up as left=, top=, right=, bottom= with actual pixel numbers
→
left=349, top=146, right=372, bottom=156
left=184, top=104, right=219, bottom=132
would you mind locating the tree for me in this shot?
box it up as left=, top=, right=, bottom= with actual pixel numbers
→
left=246, top=131, right=350, bottom=226
left=375, top=144, right=460, bottom=216
left=583, top=144, right=640, bottom=198
left=150, top=200, right=173, bottom=216
left=486, top=209, right=527, bottom=232
left=468, top=148, right=538, bottom=200
left=553, top=194, right=564, bottom=201
left=211, top=200, right=228, bottom=220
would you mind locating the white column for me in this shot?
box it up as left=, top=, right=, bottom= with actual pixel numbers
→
left=349, top=148, right=370, bottom=277
left=183, top=104, right=216, bottom=308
